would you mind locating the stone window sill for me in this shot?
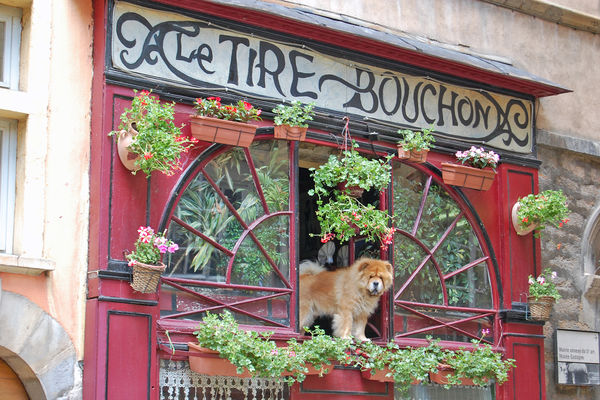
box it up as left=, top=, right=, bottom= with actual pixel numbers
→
left=0, top=253, right=55, bottom=275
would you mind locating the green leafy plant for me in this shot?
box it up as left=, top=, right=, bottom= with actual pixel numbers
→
left=397, top=125, right=436, bottom=151
left=193, top=313, right=516, bottom=390
left=272, top=101, right=315, bottom=127
left=108, top=90, right=197, bottom=177
left=528, top=268, right=561, bottom=301
left=454, top=146, right=500, bottom=170
left=443, top=331, right=516, bottom=386
left=194, top=96, right=262, bottom=122
left=516, top=189, right=569, bottom=234
left=126, top=226, right=179, bottom=266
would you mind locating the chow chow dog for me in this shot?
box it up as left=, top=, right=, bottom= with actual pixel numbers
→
left=299, top=257, right=393, bottom=341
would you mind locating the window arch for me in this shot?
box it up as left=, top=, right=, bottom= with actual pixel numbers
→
left=160, top=137, right=499, bottom=343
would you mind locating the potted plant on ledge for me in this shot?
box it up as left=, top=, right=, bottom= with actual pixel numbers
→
left=527, top=268, right=561, bottom=321
left=272, top=100, right=315, bottom=141
left=512, top=189, right=570, bottom=236
left=190, top=97, right=262, bottom=147
left=441, top=146, right=500, bottom=191
left=108, top=90, right=197, bottom=178
left=126, top=226, right=179, bottom=293
left=397, top=125, right=436, bottom=163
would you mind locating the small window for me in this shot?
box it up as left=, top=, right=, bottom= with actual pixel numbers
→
left=0, top=5, right=22, bottom=89
left=0, top=118, right=17, bottom=253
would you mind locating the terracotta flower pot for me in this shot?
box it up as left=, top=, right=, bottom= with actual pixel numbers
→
left=187, top=342, right=252, bottom=378
left=361, top=368, right=394, bottom=382
left=116, top=125, right=141, bottom=172
left=511, top=202, right=539, bottom=236
left=397, top=145, right=429, bottom=163
left=440, top=162, right=496, bottom=191
left=527, top=295, right=555, bottom=321
left=273, top=124, right=308, bottom=141
left=429, top=364, right=480, bottom=386
left=130, top=261, right=165, bottom=293
left=190, top=115, right=257, bottom=147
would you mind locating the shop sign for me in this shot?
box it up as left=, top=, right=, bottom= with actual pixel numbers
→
left=556, top=329, right=600, bottom=385
left=111, top=2, right=533, bottom=153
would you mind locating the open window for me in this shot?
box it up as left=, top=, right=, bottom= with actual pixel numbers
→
left=160, top=137, right=498, bottom=344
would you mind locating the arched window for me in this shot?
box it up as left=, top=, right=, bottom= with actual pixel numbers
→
left=160, top=137, right=499, bottom=343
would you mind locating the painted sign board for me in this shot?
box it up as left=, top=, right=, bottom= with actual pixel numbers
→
left=556, top=329, right=600, bottom=386
left=110, top=1, right=534, bottom=153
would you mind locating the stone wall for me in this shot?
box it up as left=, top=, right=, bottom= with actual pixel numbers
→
left=537, top=141, right=600, bottom=399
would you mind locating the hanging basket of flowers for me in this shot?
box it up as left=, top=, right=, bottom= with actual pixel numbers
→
left=126, top=226, right=179, bottom=293
left=190, top=97, right=261, bottom=147
left=272, top=100, right=315, bottom=141
left=108, top=90, right=197, bottom=178
left=441, top=146, right=500, bottom=191
left=512, top=189, right=569, bottom=236
left=396, top=125, right=436, bottom=163
left=527, top=268, right=561, bottom=321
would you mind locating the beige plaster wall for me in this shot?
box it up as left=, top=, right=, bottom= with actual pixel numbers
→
left=0, top=0, right=93, bottom=363
left=269, top=0, right=600, bottom=142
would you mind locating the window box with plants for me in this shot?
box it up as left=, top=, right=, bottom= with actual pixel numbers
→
left=272, top=100, right=315, bottom=141
left=108, top=90, right=197, bottom=178
left=397, top=125, right=435, bottom=163
left=527, top=268, right=561, bottom=321
left=190, top=97, right=262, bottom=147
left=441, top=146, right=500, bottom=191
left=511, top=189, right=570, bottom=236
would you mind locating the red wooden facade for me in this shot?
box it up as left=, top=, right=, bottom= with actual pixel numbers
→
left=84, top=1, right=565, bottom=399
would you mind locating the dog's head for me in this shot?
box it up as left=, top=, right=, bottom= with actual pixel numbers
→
left=356, top=258, right=393, bottom=296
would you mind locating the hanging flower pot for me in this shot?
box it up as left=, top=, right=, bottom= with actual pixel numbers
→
left=116, top=124, right=141, bottom=172
left=130, top=261, right=166, bottom=293
left=336, top=181, right=365, bottom=198
left=187, top=342, right=252, bottom=378
left=397, top=145, right=429, bottom=163
left=527, top=295, right=556, bottom=321
left=273, top=124, right=308, bottom=141
left=441, top=163, right=496, bottom=191
left=189, top=116, right=258, bottom=147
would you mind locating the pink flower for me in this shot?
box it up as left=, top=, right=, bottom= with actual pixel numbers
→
left=168, top=243, right=179, bottom=253
left=482, top=328, right=490, bottom=336
left=128, top=260, right=136, bottom=267
left=528, top=277, right=535, bottom=285
left=537, top=276, right=545, bottom=285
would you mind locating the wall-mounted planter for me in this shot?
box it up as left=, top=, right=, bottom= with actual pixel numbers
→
left=273, top=124, right=308, bottom=141
left=527, top=295, right=555, bottom=321
left=190, top=116, right=257, bottom=148
left=130, top=261, right=165, bottom=293
left=116, top=125, right=141, bottom=172
left=429, top=364, right=484, bottom=386
left=397, top=145, right=429, bottom=163
left=187, top=342, right=252, bottom=377
left=440, top=163, right=496, bottom=191
left=511, top=203, right=539, bottom=236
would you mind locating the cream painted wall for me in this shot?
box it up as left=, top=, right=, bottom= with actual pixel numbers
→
left=267, top=0, right=600, bottom=141
left=0, top=0, right=93, bottom=363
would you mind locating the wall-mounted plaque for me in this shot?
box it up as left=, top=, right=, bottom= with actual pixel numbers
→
left=556, top=329, right=600, bottom=385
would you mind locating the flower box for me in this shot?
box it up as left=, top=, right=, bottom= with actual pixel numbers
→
left=189, top=115, right=257, bottom=148
left=273, top=124, right=308, bottom=141
left=429, top=364, right=483, bottom=386
left=361, top=368, right=394, bottom=383
left=187, top=342, right=252, bottom=378
left=440, top=162, right=496, bottom=191
left=397, top=145, right=429, bottom=163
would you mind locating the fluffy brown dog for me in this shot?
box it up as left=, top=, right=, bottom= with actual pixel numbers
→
left=299, top=257, right=393, bottom=341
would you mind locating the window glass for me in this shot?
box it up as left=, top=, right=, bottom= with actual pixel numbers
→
left=0, top=5, right=22, bottom=89
left=0, top=118, right=17, bottom=253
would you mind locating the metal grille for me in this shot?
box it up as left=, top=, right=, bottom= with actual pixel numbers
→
left=160, top=360, right=287, bottom=400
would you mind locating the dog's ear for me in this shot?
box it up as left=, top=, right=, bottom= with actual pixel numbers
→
left=358, top=260, right=370, bottom=271
left=385, top=262, right=393, bottom=274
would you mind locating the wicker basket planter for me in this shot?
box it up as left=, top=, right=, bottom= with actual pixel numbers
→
left=528, top=295, right=556, bottom=321
left=190, top=115, right=257, bottom=147
left=441, top=163, right=496, bottom=191
left=130, top=261, right=166, bottom=293
left=273, top=124, right=308, bottom=141
left=397, top=145, right=429, bottom=163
